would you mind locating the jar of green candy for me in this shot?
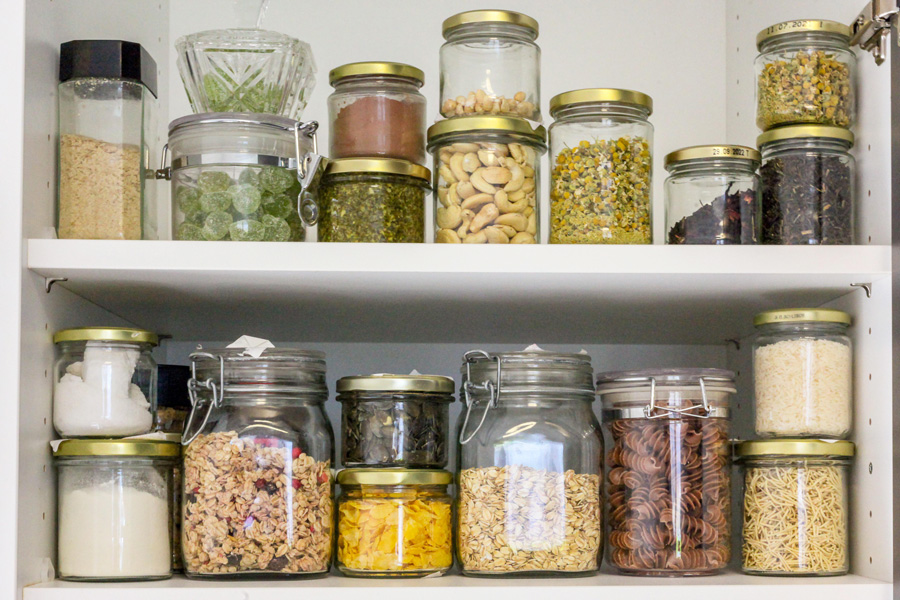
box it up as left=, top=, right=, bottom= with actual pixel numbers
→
left=162, top=113, right=325, bottom=241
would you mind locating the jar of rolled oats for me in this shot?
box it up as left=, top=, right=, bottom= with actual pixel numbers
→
left=181, top=348, right=334, bottom=578
left=455, top=349, right=603, bottom=576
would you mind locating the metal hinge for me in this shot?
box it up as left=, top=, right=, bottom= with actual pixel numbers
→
left=850, top=0, right=900, bottom=65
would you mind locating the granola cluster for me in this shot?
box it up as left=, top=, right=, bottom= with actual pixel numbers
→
left=182, top=431, right=332, bottom=575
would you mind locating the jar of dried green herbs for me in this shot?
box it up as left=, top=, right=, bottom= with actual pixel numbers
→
left=758, top=125, right=855, bottom=245
left=317, top=159, right=430, bottom=243
left=755, top=20, right=856, bottom=130
left=548, top=89, right=653, bottom=244
left=664, top=145, right=760, bottom=245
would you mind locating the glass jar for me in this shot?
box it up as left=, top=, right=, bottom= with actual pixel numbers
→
left=755, top=20, right=856, bottom=130
left=456, top=350, right=603, bottom=576
left=427, top=116, right=546, bottom=244
left=329, top=62, right=426, bottom=164
left=336, top=469, right=453, bottom=577
left=735, top=439, right=854, bottom=576
left=318, top=159, right=430, bottom=243
left=664, top=145, right=760, bottom=244
left=164, top=113, right=325, bottom=242
left=549, top=89, right=653, bottom=244
left=596, top=369, right=734, bottom=576
left=439, top=10, right=540, bottom=121
left=758, top=125, right=855, bottom=245
left=57, top=40, right=158, bottom=240
left=181, top=348, right=333, bottom=578
left=338, top=373, right=454, bottom=468
left=753, top=308, right=852, bottom=438
left=53, top=327, right=158, bottom=438
left=54, top=439, right=179, bottom=581
left=156, top=365, right=191, bottom=434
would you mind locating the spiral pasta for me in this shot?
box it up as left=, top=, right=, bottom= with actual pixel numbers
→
left=606, top=417, right=731, bottom=574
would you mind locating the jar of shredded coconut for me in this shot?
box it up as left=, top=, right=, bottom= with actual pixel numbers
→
left=752, top=308, right=852, bottom=438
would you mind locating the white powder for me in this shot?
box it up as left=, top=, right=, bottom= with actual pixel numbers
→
left=754, top=338, right=852, bottom=437
left=54, top=343, right=152, bottom=436
left=59, top=482, right=170, bottom=578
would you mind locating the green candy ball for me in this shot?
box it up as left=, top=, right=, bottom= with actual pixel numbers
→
left=176, top=187, right=202, bottom=216
left=238, top=168, right=260, bottom=187
left=260, top=166, right=294, bottom=193
left=262, top=192, right=295, bottom=219
left=197, top=171, right=232, bottom=194
left=229, top=219, right=266, bottom=242
left=262, top=214, right=291, bottom=242
left=200, top=191, right=232, bottom=214
left=228, top=184, right=262, bottom=214
left=176, top=222, right=204, bottom=241
left=202, top=211, right=232, bottom=241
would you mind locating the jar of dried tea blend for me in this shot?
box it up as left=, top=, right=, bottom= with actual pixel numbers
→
left=758, top=125, right=855, bottom=245
left=664, top=145, right=760, bottom=244
left=755, top=20, right=856, bottom=130
left=338, top=373, right=454, bottom=468
left=548, top=89, right=653, bottom=244
left=317, top=159, right=430, bottom=243
left=328, top=62, right=427, bottom=164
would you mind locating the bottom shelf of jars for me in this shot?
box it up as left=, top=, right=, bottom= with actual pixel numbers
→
left=24, top=571, right=892, bottom=599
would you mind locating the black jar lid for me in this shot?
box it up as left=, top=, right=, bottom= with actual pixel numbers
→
left=59, top=40, right=158, bottom=98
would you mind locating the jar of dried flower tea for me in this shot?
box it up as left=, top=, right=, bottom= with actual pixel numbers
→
left=596, top=369, right=735, bottom=576
left=664, top=145, right=761, bottom=244
left=318, top=159, right=430, bottom=243
left=338, top=373, right=454, bottom=467
left=755, top=20, right=856, bottom=130
left=456, top=350, right=603, bottom=576
left=336, top=469, right=453, bottom=577
left=181, top=348, right=334, bottom=578
left=758, top=125, right=855, bottom=245
left=548, top=89, right=653, bottom=244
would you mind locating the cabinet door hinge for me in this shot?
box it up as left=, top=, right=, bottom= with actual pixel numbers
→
left=850, top=0, right=900, bottom=65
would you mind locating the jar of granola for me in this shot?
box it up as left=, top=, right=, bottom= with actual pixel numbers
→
left=455, top=350, right=603, bottom=576
left=336, top=469, right=453, bottom=577
left=181, top=348, right=333, bottom=578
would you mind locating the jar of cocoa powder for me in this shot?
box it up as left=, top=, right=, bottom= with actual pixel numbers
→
left=328, top=62, right=426, bottom=165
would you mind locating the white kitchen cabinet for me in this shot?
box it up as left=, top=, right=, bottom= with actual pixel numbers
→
left=3, top=1, right=895, bottom=599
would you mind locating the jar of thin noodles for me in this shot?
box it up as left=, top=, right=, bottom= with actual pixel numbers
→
left=735, top=439, right=853, bottom=576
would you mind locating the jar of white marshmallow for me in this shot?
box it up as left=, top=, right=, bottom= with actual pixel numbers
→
left=53, top=327, right=158, bottom=438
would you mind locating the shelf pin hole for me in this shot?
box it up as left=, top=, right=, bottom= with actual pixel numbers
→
left=869, top=462, right=873, bottom=474
left=869, top=373, right=872, bottom=380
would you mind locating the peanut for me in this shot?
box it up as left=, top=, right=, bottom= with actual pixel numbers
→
left=440, top=89, right=537, bottom=119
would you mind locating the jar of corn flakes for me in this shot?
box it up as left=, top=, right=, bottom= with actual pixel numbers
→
left=336, top=469, right=452, bottom=577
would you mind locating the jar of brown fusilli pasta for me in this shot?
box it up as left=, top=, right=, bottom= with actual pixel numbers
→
left=596, top=368, right=734, bottom=576
left=735, top=439, right=853, bottom=576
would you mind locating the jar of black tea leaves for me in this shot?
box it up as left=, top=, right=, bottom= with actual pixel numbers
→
left=758, top=125, right=855, bottom=245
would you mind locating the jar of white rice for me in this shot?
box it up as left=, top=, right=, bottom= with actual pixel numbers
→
left=752, top=308, right=852, bottom=438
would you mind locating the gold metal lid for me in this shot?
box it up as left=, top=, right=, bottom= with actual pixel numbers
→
left=53, top=327, right=159, bottom=346
left=664, top=145, right=760, bottom=169
left=757, top=125, right=854, bottom=147
left=549, top=88, right=653, bottom=116
left=756, top=20, right=851, bottom=49
left=734, top=438, right=855, bottom=458
left=442, top=10, right=539, bottom=37
left=329, top=61, right=424, bottom=86
left=427, top=116, right=547, bottom=146
left=754, top=308, right=851, bottom=327
left=337, top=373, right=455, bottom=394
left=54, top=439, right=180, bottom=458
left=324, top=158, right=431, bottom=182
left=337, top=468, right=453, bottom=486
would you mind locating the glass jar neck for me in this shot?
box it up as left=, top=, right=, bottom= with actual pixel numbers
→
left=217, top=392, right=328, bottom=408
left=551, top=102, right=650, bottom=123
left=323, top=172, right=427, bottom=188
left=58, top=340, right=149, bottom=352
left=341, top=483, right=448, bottom=496
left=666, top=158, right=759, bottom=177
left=761, top=137, right=852, bottom=158
left=742, top=456, right=850, bottom=467
left=759, top=31, right=850, bottom=54
left=444, top=22, right=538, bottom=44
left=332, top=75, right=423, bottom=92
left=756, top=321, right=849, bottom=335
left=429, top=132, right=546, bottom=153
left=468, top=392, right=595, bottom=406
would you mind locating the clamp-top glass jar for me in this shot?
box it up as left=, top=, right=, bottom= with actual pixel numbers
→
left=753, top=308, right=852, bottom=438
left=329, top=62, right=427, bottom=164
left=456, top=350, right=603, bottom=576
left=164, top=113, right=325, bottom=242
left=755, top=20, right=856, bottom=130
left=439, top=10, right=540, bottom=121
left=758, top=125, right=855, bottom=245
left=549, top=89, right=653, bottom=244
left=596, top=369, right=735, bottom=576
left=427, top=116, right=546, bottom=244
left=664, top=145, right=760, bottom=245
left=181, top=348, right=333, bottom=578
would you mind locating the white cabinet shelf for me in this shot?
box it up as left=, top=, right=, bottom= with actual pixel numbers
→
left=23, top=573, right=893, bottom=600
left=26, top=240, right=891, bottom=342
